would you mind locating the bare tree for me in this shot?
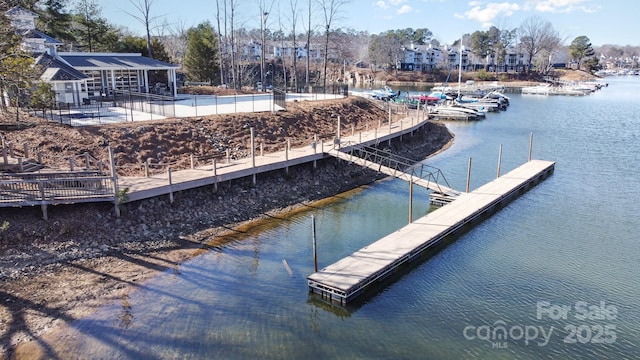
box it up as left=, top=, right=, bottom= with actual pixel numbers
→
left=157, top=19, right=188, bottom=65
left=215, top=0, right=226, bottom=86
left=303, top=0, right=314, bottom=89
left=538, top=29, right=564, bottom=74
left=289, top=0, right=300, bottom=90
left=257, top=0, right=275, bottom=91
left=317, top=0, right=350, bottom=88
left=124, top=0, right=162, bottom=59
left=518, top=16, right=556, bottom=74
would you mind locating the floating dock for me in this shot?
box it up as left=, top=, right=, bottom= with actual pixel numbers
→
left=307, top=159, right=555, bottom=305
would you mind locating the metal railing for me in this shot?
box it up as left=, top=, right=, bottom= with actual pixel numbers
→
left=0, top=174, right=116, bottom=207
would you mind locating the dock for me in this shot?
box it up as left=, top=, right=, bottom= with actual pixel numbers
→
left=307, top=159, right=555, bottom=305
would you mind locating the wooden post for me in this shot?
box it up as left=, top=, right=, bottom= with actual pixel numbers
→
left=337, top=115, right=341, bottom=141
left=144, top=160, right=149, bottom=177
left=18, top=158, right=23, bottom=172
left=285, top=141, right=289, bottom=175
left=23, top=143, right=28, bottom=159
left=351, top=124, right=354, bottom=137
left=409, top=177, right=413, bottom=224
left=39, top=181, right=47, bottom=220
left=312, top=214, right=318, bottom=273
left=84, top=152, right=90, bottom=169
left=69, top=157, right=74, bottom=171
left=388, top=110, right=392, bottom=146
left=466, top=157, right=472, bottom=193
left=226, top=149, right=230, bottom=164
left=260, top=142, right=264, bottom=157
left=168, top=167, right=174, bottom=203
left=190, top=154, right=195, bottom=169
left=528, top=132, right=533, bottom=161
left=2, top=146, right=7, bottom=165
left=251, top=128, right=256, bottom=185
left=212, top=158, right=218, bottom=191
left=108, top=146, right=120, bottom=218
left=497, top=144, right=503, bottom=178
left=37, top=151, right=42, bottom=164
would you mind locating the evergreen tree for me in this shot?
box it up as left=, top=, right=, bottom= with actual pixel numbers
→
left=37, top=0, right=75, bottom=43
left=73, top=0, right=119, bottom=52
left=0, top=0, right=38, bottom=110
left=569, top=36, right=595, bottom=71
left=183, top=21, right=218, bottom=84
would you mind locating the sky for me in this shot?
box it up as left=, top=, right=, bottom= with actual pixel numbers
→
left=100, top=0, right=638, bottom=47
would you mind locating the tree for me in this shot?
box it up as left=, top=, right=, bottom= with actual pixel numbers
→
left=0, top=1, right=37, bottom=111
left=257, top=0, right=275, bottom=91
left=30, top=81, right=55, bottom=115
left=368, top=31, right=404, bottom=73
left=303, top=0, right=314, bottom=88
left=37, top=0, right=75, bottom=44
left=317, top=0, right=350, bottom=88
left=113, top=35, right=169, bottom=64
left=124, top=0, right=162, bottom=59
left=470, top=30, right=490, bottom=69
left=288, top=0, right=299, bottom=90
left=569, top=36, right=595, bottom=70
left=518, top=16, right=556, bottom=74
left=73, top=0, right=120, bottom=52
left=183, top=21, right=219, bottom=84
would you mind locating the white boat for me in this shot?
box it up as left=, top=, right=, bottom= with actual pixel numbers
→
left=521, top=84, right=552, bottom=95
left=369, top=86, right=398, bottom=100
left=428, top=101, right=485, bottom=121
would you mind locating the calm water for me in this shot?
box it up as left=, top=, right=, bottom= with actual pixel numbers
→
left=57, top=78, right=640, bottom=359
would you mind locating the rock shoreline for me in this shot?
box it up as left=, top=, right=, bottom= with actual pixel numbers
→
left=0, top=121, right=453, bottom=281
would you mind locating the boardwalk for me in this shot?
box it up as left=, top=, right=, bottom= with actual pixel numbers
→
left=307, top=159, right=555, bottom=305
left=117, top=111, right=434, bottom=203
left=1, top=109, right=441, bottom=219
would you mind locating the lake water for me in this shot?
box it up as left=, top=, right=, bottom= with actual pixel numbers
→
left=57, top=77, right=640, bottom=359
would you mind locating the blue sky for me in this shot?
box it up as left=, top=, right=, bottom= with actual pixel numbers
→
left=101, top=0, right=637, bottom=47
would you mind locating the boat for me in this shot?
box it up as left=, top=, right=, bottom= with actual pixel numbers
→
left=427, top=101, right=485, bottom=121
left=369, top=86, right=398, bottom=100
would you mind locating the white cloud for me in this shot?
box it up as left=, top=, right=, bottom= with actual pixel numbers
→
left=457, top=2, right=521, bottom=24
left=524, top=0, right=599, bottom=13
left=397, top=5, right=412, bottom=14
left=376, top=1, right=389, bottom=9
left=389, top=0, right=406, bottom=5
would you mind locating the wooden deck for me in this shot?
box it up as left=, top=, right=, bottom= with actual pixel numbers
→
left=307, top=159, right=555, bottom=305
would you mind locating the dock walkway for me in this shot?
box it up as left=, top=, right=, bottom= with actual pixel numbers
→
left=118, top=112, right=432, bottom=202
left=307, top=159, right=555, bottom=305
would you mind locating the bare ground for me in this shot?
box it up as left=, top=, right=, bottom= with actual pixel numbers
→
left=0, top=97, right=454, bottom=359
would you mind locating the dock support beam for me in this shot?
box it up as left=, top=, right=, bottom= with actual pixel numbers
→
left=409, top=178, right=413, bottom=223
left=528, top=132, right=533, bottom=161
left=251, top=128, right=256, bottom=185
left=497, top=144, right=503, bottom=178
left=312, top=215, right=318, bottom=272
left=466, top=157, right=472, bottom=193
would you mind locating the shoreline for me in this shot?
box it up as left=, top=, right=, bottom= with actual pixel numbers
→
left=1, top=121, right=454, bottom=359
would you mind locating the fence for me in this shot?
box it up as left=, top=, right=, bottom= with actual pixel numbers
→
left=27, top=84, right=349, bottom=126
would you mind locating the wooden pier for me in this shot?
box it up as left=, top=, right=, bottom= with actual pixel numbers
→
left=307, top=159, right=555, bottom=305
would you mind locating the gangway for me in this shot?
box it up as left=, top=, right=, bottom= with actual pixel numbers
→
left=328, top=143, right=460, bottom=204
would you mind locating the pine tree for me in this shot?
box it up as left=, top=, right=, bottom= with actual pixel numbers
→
left=37, top=0, right=75, bottom=43
left=183, top=21, right=218, bottom=84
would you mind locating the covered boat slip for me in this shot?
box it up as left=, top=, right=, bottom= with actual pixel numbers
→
left=307, top=159, right=555, bottom=304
